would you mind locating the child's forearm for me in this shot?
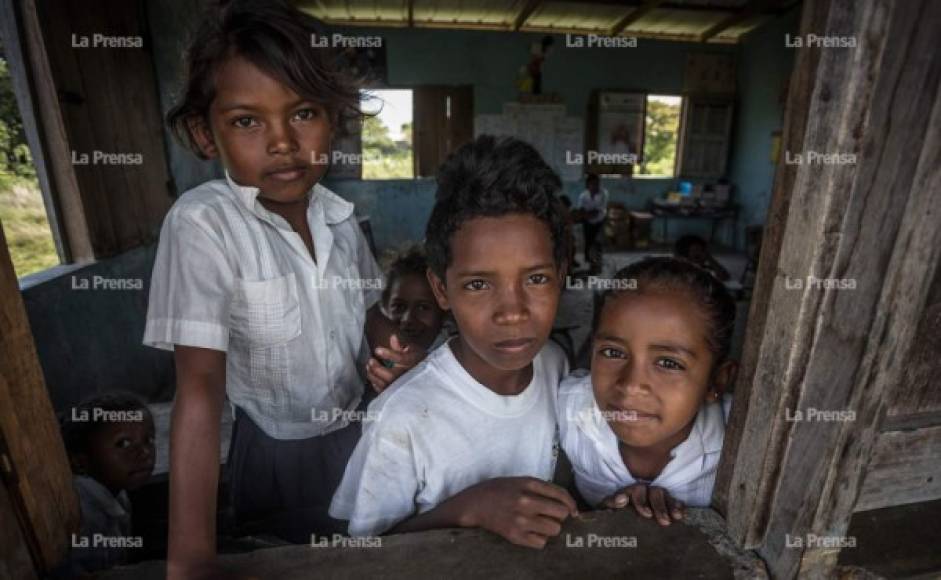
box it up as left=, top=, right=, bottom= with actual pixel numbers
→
left=167, top=348, right=227, bottom=574
left=388, top=491, right=477, bottom=534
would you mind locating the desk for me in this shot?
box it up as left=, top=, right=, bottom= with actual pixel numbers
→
left=648, top=203, right=739, bottom=248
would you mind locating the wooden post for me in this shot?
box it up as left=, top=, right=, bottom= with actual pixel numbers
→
left=0, top=221, right=79, bottom=571
left=713, top=0, right=941, bottom=577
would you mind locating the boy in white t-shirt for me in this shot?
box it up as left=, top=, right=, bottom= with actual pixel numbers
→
left=559, top=257, right=737, bottom=526
left=331, top=135, right=577, bottom=548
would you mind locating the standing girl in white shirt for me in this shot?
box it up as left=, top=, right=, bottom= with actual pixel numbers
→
left=559, top=257, right=737, bottom=526
left=143, top=1, right=408, bottom=577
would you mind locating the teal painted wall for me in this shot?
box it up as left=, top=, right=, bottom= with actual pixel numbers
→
left=728, top=8, right=802, bottom=241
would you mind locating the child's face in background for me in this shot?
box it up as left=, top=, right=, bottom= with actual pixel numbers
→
left=429, top=214, right=562, bottom=380
left=77, top=416, right=156, bottom=495
left=591, top=290, right=731, bottom=452
left=196, top=55, right=333, bottom=202
left=387, top=273, right=445, bottom=351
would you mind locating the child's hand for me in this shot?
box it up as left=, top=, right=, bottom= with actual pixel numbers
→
left=601, top=484, right=685, bottom=526
left=455, top=477, right=578, bottom=549
left=366, top=334, right=426, bottom=393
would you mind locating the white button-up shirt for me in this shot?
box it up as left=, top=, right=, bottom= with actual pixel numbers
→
left=144, top=173, right=382, bottom=439
left=558, top=371, right=730, bottom=507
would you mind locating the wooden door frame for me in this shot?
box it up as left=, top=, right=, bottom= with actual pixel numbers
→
left=712, top=0, right=941, bottom=577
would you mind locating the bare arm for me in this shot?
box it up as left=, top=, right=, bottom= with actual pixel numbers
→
left=166, top=346, right=227, bottom=579
left=391, top=477, right=578, bottom=549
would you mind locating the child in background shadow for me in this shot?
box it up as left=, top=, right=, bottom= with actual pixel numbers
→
left=559, top=257, right=737, bottom=525
left=366, top=247, right=450, bottom=393
left=56, top=393, right=155, bottom=577
left=674, top=235, right=730, bottom=281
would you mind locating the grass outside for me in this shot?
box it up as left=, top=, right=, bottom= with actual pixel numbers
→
left=0, top=173, right=59, bottom=277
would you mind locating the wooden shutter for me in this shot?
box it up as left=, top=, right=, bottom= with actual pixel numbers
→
left=677, top=98, right=733, bottom=179
left=414, top=85, right=473, bottom=177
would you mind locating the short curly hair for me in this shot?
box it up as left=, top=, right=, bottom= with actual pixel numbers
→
left=425, top=135, right=567, bottom=279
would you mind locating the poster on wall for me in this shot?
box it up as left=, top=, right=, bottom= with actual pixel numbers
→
left=594, top=92, right=645, bottom=173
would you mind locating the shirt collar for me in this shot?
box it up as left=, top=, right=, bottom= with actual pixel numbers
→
left=580, top=395, right=726, bottom=481
left=223, top=170, right=354, bottom=226
left=74, top=475, right=131, bottom=519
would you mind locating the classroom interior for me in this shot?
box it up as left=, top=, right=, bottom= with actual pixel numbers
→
left=1, top=0, right=939, bottom=579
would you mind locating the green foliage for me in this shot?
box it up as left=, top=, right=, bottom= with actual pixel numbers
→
left=0, top=57, right=56, bottom=277
left=361, top=115, right=413, bottom=179
left=639, top=99, right=681, bottom=177
left=0, top=58, right=36, bottom=179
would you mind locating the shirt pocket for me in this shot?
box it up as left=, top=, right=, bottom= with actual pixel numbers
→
left=230, top=273, right=302, bottom=346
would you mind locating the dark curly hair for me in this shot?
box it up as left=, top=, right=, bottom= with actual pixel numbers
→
left=59, top=392, right=152, bottom=461
left=167, top=0, right=364, bottom=159
left=425, top=135, right=566, bottom=279
left=382, top=246, right=431, bottom=307
left=596, top=257, right=737, bottom=362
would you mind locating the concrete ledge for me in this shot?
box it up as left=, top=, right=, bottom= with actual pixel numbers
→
left=99, top=508, right=767, bottom=579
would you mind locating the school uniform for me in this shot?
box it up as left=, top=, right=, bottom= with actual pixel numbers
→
left=330, top=340, right=569, bottom=536
left=558, top=371, right=730, bottom=507
left=144, top=172, right=383, bottom=540
left=55, top=476, right=133, bottom=576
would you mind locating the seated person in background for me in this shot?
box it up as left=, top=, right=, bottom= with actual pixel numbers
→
left=674, top=234, right=730, bottom=281
left=559, top=257, right=736, bottom=526
left=331, top=135, right=577, bottom=548
left=577, top=173, right=608, bottom=267
left=366, top=247, right=448, bottom=393
left=56, top=393, right=155, bottom=577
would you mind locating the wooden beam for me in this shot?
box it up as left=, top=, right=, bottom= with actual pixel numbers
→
left=699, top=0, right=776, bottom=43
left=513, top=0, right=542, bottom=31
left=610, top=0, right=667, bottom=36
left=0, top=218, right=79, bottom=573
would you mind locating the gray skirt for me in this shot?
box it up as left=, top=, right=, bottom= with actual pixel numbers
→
left=227, top=402, right=364, bottom=543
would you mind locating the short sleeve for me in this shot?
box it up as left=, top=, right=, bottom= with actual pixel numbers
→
left=329, top=413, right=422, bottom=536
left=143, top=208, right=235, bottom=351
left=353, top=222, right=384, bottom=309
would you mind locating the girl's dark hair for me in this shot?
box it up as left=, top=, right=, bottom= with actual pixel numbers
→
left=382, top=246, right=431, bottom=306
left=167, top=0, right=363, bottom=158
left=59, top=392, right=152, bottom=460
left=596, top=257, right=737, bottom=362
left=425, top=135, right=566, bottom=278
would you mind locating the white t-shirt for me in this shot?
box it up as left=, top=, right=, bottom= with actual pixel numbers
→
left=577, top=188, right=609, bottom=224
left=143, top=172, right=383, bottom=439
left=330, top=340, right=569, bottom=536
left=558, top=371, right=730, bottom=507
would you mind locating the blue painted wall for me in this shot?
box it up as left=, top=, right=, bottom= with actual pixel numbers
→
left=728, top=8, right=802, bottom=238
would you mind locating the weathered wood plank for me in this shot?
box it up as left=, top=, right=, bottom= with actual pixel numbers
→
left=712, top=0, right=826, bottom=517
left=855, top=426, right=941, bottom=512
left=888, top=266, right=941, bottom=416
left=716, top=0, right=941, bottom=577
left=0, top=222, right=79, bottom=572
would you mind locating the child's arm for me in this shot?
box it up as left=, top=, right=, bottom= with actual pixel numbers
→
left=391, top=477, right=578, bottom=549
left=601, top=484, right=686, bottom=526
left=166, top=346, right=228, bottom=579
left=365, top=334, right=426, bottom=393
